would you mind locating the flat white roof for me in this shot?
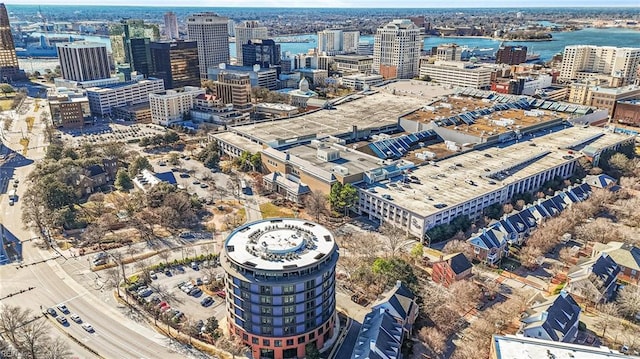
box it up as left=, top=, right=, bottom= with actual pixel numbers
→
left=366, top=126, right=631, bottom=218
left=493, top=335, right=628, bottom=359
left=224, top=219, right=337, bottom=271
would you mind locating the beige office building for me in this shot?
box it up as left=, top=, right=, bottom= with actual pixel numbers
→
left=373, top=19, right=422, bottom=79
left=234, top=20, right=268, bottom=65
left=559, top=45, right=640, bottom=86
left=57, top=42, right=111, bottom=82
left=187, top=12, right=230, bottom=80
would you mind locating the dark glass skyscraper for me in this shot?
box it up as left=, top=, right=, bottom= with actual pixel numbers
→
left=150, top=40, right=200, bottom=89
left=241, top=39, right=281, bottom=69
left=0, top=3, right=19, bottom=80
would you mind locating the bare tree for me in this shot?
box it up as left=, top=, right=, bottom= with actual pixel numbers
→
left=617, top=284, right=640, bottom=319
left=379, top=223, right=404, bottom=258
left=448, top=280, right=482, bottom=313
left=40, top=337, right=72, bottom=359
left=442, top=239, right=474, bottom=260
left=305, top=190, right=328, bottom=222
left=520, top=245, right=543, bottom=269
left=0, top=304, right=30, bottom=344
left=16, top=318, right=50, bottom=359
left=158, top=250, right=171, bottom=266
left=105, top=268, right=123, bottom=298
left=217, top=335, right=248, bottom=359
left=575, top=218, right=620, bottom=244
left=419, top=327, right=447, bottom=356
left=595, top=302, right=620, bottom=338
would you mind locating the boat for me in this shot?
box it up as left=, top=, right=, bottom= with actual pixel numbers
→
left=526, top=53, right=541, bottom=62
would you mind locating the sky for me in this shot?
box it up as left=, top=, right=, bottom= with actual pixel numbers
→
left=6, top=0, right=640, bottom=7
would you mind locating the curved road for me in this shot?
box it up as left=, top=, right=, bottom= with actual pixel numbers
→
left=0, top=97, right=209, bottom=359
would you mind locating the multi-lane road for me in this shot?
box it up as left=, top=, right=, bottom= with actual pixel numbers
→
left=0, top=97, right=211, bottom=358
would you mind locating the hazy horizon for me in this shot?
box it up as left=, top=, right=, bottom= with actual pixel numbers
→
left=5, top=0, right=640, bottom=8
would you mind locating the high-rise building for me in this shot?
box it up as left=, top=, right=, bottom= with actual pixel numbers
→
left=209, top=71, right=252, bottom=108
left=128, top=38, right=153, bottom=78
left=357, top=41, right=374, bottom=56
left=57, top=42, right=111, bottom=82
left=164, top=12, right=179, bottom=40
left=496, top=45, right=528, bottom=65
left=434, top=43, right=462, bottom=62
left=234, top=20, right=268, bottom=65
left=221, top=218, right=339, bottom=359
left=342, top=31, right=360, bottom=53
left=559, top=45, right=640, bottom=86
left=0, top=3, right=19, bottom=80
left=373, top=19, right=422, bottom=79
left=109, top=19, right=160, bottom=66
left=242, top=39, right=281, bottom=69
left=227, top=19, right=236, bottom=37
left=150, top=40, right=200, bottom=89
left=317, top=29, right=343, bottom=54
left=187, top=12, right=230, bottom=80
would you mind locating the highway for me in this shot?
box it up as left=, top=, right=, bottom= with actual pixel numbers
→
left=0, top=97, right=211, bottom=359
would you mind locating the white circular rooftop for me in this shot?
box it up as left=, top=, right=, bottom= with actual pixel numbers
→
left=224, top=218, right=337, bottom=271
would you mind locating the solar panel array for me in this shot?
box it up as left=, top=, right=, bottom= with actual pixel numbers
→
left=456, top=87, right=594, bottom=115
left=433, top=98, right=532, bottom=128
left=369, top=130, right=438, bottom=159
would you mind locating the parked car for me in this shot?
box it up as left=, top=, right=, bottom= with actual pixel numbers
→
left=46, top=308, right=57, bottom=317
left=200, top=296, right=214, bottom=307
left=56, top=304, right=69, bottom=314
left=189, top=287, right=202, bottom=297
left=195, top=278, right=203, bottom=286
left=70, top=314, right=82, bottom=323
left=202, top=276, right=210, bottom=285
left=56, top=316, right=68, bottom=325
left=191, top=262, right=199, bottom=270
left=215, top=290, right=226, bottom=298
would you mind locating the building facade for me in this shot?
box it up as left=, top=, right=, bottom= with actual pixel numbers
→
left=187, top=12, right=230, bottom=79
left=235, top=20, right=268, bottom=65
left=317, top=29, right=343, bottom=54
left=434, top=43, right=462, bottom=62
left=373, top=19, right=422, bottom=79
left=48, top=90, right=92, bottom=129
left=222, top=218, right=339, bottom=359
left=85, top=78, right=165, bottom=116
left=242, top=39, right=281, bottom=69
left=333, top=55, right=373, bottom=75
left=342, top=31, right=360, bottom=54
left=149, top=86, right=205, bottom=126
left=496, top=45, right=528, bottom=65
left=109, top=19, right=160, bottom=68
left=164, top=12, right=179, bottom=40
left=341, top=73, right=384, bottom=90
left=208, top=64, right=278, bottom=90
left=210, top=72, right=252, bottom=109
left=57, top=42, right=111, bottom=82
left=150, top=40, right=201, bottom=89
left=559, top=45, right=640, bottom=86
left=0, top=4, right=19, bottom=81
left=419, top=61, right=493, bottom=89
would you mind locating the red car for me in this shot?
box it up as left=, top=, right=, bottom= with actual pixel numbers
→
left=215, top=291, right=226, bottom=298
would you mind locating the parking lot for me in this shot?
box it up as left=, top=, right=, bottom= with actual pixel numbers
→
left=136, top=260, right=228, bottom=330
left=60, top=123, right=167, bottom=147
left=150, top=157, right=232, bottom=201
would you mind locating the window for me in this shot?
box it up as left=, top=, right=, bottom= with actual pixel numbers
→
left=283, top=295, right=295, bottom=304
left=284, top=316, right=296, bottom=324
left=283, top=285, right=294, bottom=294
left=252, top=337, right=259, bottom=344
left=260, top=286, right=271, bottom=295
left=263, top=339, right=270, bottom=346
left=284, top=306, right=295, bottom=314
left=275, top=340, right=282, bottom=347
left=260, top=296, right=272, bottom=304
left=286, top=339, right=294, bottom=346
left=298, top=336, right=305, bottom=344
left=261, top=307, right=272, bottom=315
left=261, top=317, right=272, bottom=325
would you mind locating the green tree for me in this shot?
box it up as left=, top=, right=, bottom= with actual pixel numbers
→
left=42, top=178, right=76, bottom=210
left=115, top=168, right=134, bottom=191
left=164, top=131, right=180, bottom=144
left=410, top=243, right=424, bottom=261
left=195, top=142, right=220, bottom=169
left=128, top=156, right=152, bottom=176
left=250, top=152, right=262, bottom=172
left=328, top=183, right=358, bottom=215
left=305, top=343, right=321, bottom=359
left=45, top=142, right=64, bottom=161
left=62, top=147, right=79, bottom=160
left=0, top=83, right=15, bottom=93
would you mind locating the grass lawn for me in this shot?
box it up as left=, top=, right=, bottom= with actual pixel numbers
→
left=0, top=99, right=13, bottom=111
left=259, top=202, right=294, bottom=219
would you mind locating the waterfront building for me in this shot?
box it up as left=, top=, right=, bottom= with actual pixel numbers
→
left=496, top=45, right=528, bottom=65
left=57, top=42, right=111, bottom=82
left=109, top=19, right=160, bottom=71
left=0, top=3, right=19, bottom=80
left=164, top=12, right=179, bottom=40
left=85, top=78, right=164, bottom=116
left=342, top=31, right=360, bottom=53
left=187, top=13, right=230, bottom=80
left=559, top=45, right=640, bottom=86
left=221, top=218, right=339, bottom=359
left=242, top=39, right=281, bottom=69
left=373, top=19, right=422, bottom=79
left=149, top=86, right=205, bottom=126
left=317, top=29, right=343, bottom=54
left=434, top=43, right=462, bottom=62
left=419, top=60, right=493, bottom=89
left=150, top=40, right=200, bottom=89
left=235, top=20, right=268, bottom=66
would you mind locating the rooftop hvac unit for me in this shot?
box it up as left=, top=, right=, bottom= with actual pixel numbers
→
left=333, top=165, right=349, bottom=175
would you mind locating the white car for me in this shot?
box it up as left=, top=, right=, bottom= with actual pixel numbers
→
left=70, top=314, right=82, bottom=323
left=81, top=323, right=94, bottom=332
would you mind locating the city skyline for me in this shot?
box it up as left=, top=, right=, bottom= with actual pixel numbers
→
left=6, top=0, right=640, bottom=7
